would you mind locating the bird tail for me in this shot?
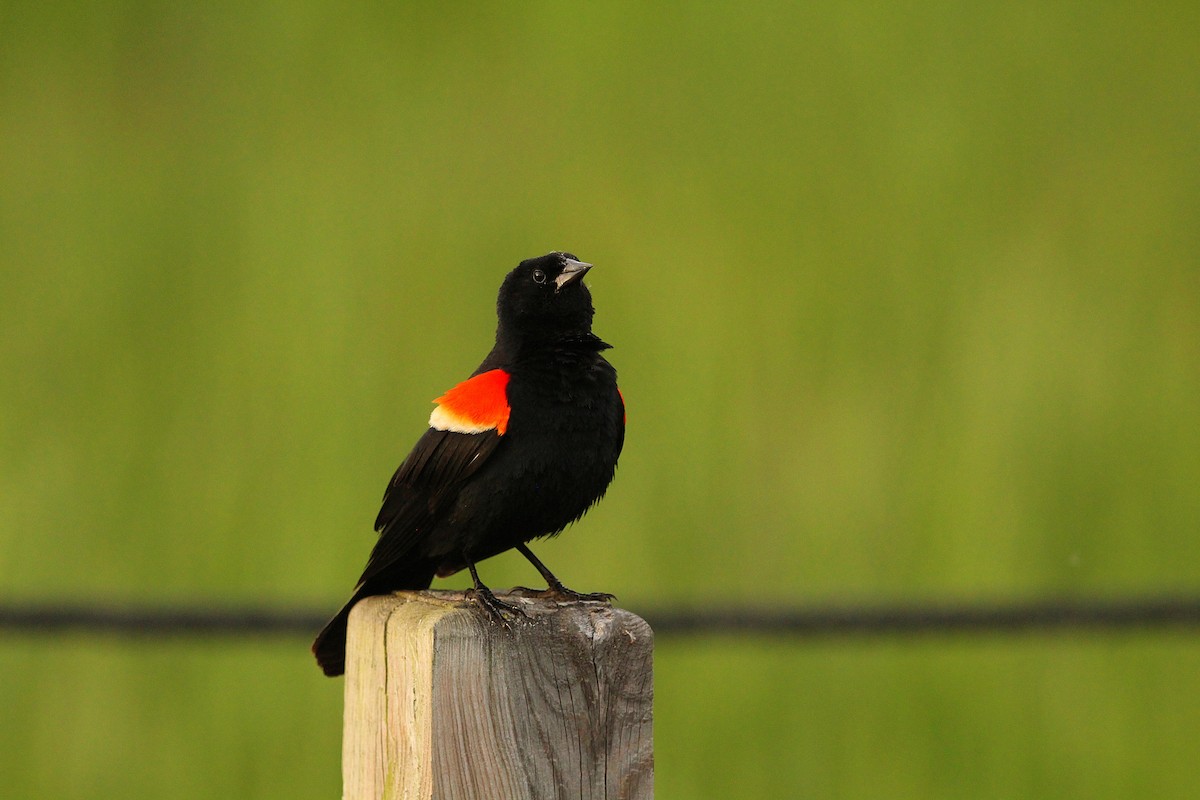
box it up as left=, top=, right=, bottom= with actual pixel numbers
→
left=311, top=562, right=436, bottom=677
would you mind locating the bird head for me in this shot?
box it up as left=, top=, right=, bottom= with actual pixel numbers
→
left=496, top=252, right=596, bottom=340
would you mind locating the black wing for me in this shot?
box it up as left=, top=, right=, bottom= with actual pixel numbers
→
left=353, top=426, right=504, bottom=587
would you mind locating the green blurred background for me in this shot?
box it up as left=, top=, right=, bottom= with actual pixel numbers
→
left=2, top=3, right=1198, bottom=798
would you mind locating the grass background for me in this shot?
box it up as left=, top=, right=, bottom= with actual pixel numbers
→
left=2, top=3, right=1198, bottom=797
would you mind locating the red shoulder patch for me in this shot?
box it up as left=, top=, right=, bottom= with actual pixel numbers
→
left=428, top=369, right=511, bottom=435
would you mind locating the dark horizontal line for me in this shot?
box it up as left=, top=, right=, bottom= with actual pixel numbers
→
left=0, top=603, right=327, bottom=636
left=644, top=596, right=1200, bottom=636
left=1, top=596, right=1199, bottom=639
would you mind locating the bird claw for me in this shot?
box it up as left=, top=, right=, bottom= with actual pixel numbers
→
left=509, top=584, right=616, bottom=604
left=466, top=586, right=530, bottom=626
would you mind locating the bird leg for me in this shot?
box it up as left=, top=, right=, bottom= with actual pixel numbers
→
left=510, top=543, right=616, bottom=603
left=465, top=559, right=529, bottom=625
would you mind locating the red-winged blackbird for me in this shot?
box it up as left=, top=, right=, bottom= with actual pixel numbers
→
left=312, top=252, right=625, bottom=676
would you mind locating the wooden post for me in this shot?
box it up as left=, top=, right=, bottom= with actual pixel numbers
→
left=342, top=590, right=654, bottom=800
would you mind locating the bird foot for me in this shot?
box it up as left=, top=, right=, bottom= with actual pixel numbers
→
left=510, top=583, right=616, bottom=604
left=466, top=585, right=530, bottom=626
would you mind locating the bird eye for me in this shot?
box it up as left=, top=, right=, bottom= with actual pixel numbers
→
left=532, top=269, right=547, bottom=284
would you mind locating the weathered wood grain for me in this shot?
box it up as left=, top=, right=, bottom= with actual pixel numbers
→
left=342, top=591, right=654, bottom=800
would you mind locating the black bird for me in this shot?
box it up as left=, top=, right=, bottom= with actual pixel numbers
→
left=312, top=252, right=625, bottom=676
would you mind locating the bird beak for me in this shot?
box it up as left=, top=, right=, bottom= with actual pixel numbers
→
left=555, top=258, right=593, bottom=292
